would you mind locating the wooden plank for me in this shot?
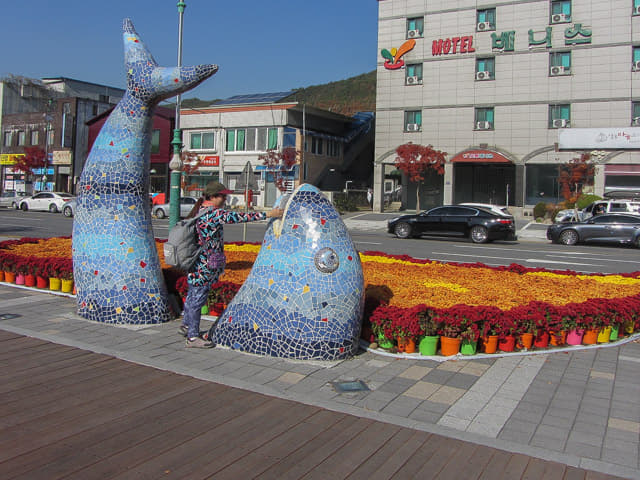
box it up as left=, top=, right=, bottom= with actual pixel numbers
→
left=386, top=431, right=442, bottom=478
left=434, top=443, right=494, bottom=480
left=477, top=449, right=514, bottom=480
left=522, top=457, right=565, bottom=480
left=502, top=453, right=533, bottom=479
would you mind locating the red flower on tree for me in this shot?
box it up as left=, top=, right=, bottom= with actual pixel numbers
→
left=13, top=147, right=48, bottom=180
left=394, top=143, right=446, bottom=211
left=558, top=152, right=595, bottom=203
left=259, top=147, right=299, bottom=192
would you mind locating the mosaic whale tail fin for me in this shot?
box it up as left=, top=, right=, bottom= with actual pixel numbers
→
left=123, top=18, right=218, bottom=105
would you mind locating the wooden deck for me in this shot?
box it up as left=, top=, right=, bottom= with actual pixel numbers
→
left=0, top=330, right=625, bottom=480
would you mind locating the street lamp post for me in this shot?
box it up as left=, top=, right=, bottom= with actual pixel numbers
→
left=168, top=0, right=186, bottom=229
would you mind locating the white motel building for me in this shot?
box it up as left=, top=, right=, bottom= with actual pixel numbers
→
left=374, top=0, right=640, bottom=215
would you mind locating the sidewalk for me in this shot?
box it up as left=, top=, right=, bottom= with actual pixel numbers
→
left=1, top=285, right=639, bottom=479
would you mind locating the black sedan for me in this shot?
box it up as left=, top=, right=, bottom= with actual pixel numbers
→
left=547, top=214, right=640, bottom=247
left=387, top=205, right=517, bottom=243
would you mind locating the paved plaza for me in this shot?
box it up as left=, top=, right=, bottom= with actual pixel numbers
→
left=0, top=284, right=638, bottom=479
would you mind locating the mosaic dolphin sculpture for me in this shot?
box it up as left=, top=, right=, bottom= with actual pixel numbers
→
left=212, top=184, right=364, bottom=360
left=72, top=19, right=217, bottom=324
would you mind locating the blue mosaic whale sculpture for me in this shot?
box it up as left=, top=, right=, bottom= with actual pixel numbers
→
left=72, top=19, right=217, bottom=324
left=212, top=184, right=364, bottom=360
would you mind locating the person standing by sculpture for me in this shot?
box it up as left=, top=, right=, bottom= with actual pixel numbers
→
left=182, top=181, right=283, bottom=348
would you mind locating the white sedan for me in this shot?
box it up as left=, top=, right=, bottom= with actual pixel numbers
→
left=152, top=196, right=198, bottom=219
left=19, top=192, right=74, bottom=213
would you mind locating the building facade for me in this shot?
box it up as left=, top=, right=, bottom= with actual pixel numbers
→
left=0, top=76, right=123, bottom=194
left=180, top=94, right=373, bottom=208
left=375, top=0, right=640, bottom=215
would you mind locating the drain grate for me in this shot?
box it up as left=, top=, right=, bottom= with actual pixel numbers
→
left=331, top=380, right=369, bottom=393
left=0, top=313, right=21, bottom=320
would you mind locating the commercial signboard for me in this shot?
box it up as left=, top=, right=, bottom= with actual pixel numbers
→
left=558, top=128, right=640, bottom=150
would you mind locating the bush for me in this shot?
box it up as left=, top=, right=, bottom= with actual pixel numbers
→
left=533, top=202, right=547, bottom=219
left=333, top=194, right=358, bottom=213
left=576, top=194, right=602, bottom=209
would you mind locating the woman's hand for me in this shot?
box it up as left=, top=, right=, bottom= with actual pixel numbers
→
left=266, top=208, right=284, bottom=218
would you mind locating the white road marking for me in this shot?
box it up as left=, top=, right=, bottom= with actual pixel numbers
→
left=431, top=251, right=600, bottom=266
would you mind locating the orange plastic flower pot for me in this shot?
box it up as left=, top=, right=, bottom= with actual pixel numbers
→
left=582, top=329, right=598, bottom=345
left=550, top=330, right=567, bottom=346
left=4, top=272, right=15, bottom=283
left=519, top=333, right=534, bottom=350
left=481, top=335, right=499, bottom=354
left=0, top=271, right=4, bottom=282
left=440, top=336, right=461, bottom=356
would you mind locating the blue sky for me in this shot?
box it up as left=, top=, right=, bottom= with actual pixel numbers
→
left=2, top=0, right=378, bottom=101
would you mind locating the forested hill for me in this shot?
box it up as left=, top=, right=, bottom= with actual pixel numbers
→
left=171, top=71, right=376, bottom=116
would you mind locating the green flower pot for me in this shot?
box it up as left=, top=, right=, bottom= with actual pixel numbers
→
left=201, top=305, right=209, bottom=315
left=419, top=335, right=439, bottom=356
left=609, top=324, right=619, bottom=341
left=377, top=334, right=394, bottom=349
left=460, top=339, right=477, bottom=355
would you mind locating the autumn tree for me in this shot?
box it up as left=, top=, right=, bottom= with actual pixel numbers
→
left=558, top=152, right=595, bottom=204
left=180, top=150, right=201, bottom=194
left=394, top=143, right=446, bottom=211
left=14, top=147, right=48, bottom=187
left=258, top=147, right=299, bottom=192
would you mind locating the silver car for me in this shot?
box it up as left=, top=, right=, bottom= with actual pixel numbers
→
left=18, top=192, right=75, bottom=213
left=152, top=196, right=198, bottom=219
left=0, top=191, right=29, bottom=209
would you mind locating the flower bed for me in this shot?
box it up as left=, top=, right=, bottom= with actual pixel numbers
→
left=1, top=237, right=639, bottom=355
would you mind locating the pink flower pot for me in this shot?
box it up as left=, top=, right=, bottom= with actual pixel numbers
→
left=566, top=328, right=584, bottom=345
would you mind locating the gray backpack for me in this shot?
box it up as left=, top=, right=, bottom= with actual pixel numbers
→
left=163, top=210, right=207, bottom=271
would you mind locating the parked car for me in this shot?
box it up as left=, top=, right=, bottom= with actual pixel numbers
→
left=554, top=200, right=640, bottom=223
left=546, top=214, right=640, bottom=247
left=18, top=192, right=74, bottom=213
left=62, top=199, right=76, bottom=217
left=387, top=205, right=517, bottom=243
left=0, top=191, right=29, bottom=209
left=152, top=196, right=198, bottom=219
left=459, top=203, right=512, bottom=217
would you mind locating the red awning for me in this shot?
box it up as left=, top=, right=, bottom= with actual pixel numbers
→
left=450, top=150, right=512, bottom=163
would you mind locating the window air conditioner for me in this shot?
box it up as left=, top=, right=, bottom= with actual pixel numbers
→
left=406, top=75, right=421, bottom=85
left=551, top=13, right=569, bottom=23
left=407, top=29, right=421, bottom=38
left=633, top=61, right=640, bottom=71
left=476, top=71, right=491, bottom=80
left=552, top=119, right=568, bottom=128
left=635, top=5, right=640, bottom=15
left=476, top=121, right=492, bottom=130
left=632, top=117, right=640, bottom=126
left=477, top=22, right=492, bottom=31
left=550, top=66, right=570, bottom=76
left=406, top=123, right=421, bottom=132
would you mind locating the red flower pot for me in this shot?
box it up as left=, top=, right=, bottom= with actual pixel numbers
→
left=498, top=335, right=516, bottom=352
left=36, top=275, right=48, bottom=289
left=24, top=274, right=36, bottom=287
left=533, top=331, right=550, bottom=349
left=209, top=302, right=226, bottom=316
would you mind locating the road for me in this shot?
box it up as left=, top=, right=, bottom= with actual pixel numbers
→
left=1, top=209, right=639, bottom=275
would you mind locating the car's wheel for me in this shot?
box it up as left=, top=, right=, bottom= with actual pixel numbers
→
left=559, top=229, right=578, bottom=245
left=20, top=203, right=28, bottom=211
left=155, top=208, right=166, bottom=219
left=11, top=202, right=18, bottom=209
left=49, top=204, right=58, bottom=213
left=635, top=236, right=640, bottom=249
left=470, top=225, right=488, bottom=243
left=394, top=222, right=412, bottom=239
left=63, top=205, right=73, bottom=217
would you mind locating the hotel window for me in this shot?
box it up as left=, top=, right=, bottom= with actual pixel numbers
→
left=311, top=137, right=323, bottom=155
left=151, top=129, right=161, bottom=154
left=632, top=102, right=640, bottom=125
left=549, top=104, right=571, bottom=128
left=30, top=130, right=39, bottom=145
left=17, top=131, right=26, bottom=146
left=404, top=110, right=422, bottom=132
left=634, top=0, right=640, bottom=15
left=551, top=0, right=571, bottom=23
left=405, top=64, right=423, bottom=85
left=633, top=47, right=640, bottom=71
left=475, top=58, right=495, bottom=80
left=475, top=107, right=494, bottom=130
left=476, top=8, right=496, bottom=31
left=190, top=131, right=215, bottom=150
left=550, top=51, right=571, bottom=75
left=406, top=17, right=424, bottom=38
left=3, top=131, right=12, bottom=147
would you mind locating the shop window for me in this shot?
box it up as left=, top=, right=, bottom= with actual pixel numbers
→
left=404, top=110, right=422, bottom=132
left=151, top=129, right=161, bottom=154
left=549, top=104, right=570, bottom=128
left=475, top=58, right=495, bottom=80
left=475, top=107, right=494, bottom=130
left=30, top=130, right=39, bottom=145
left=190, top=131, right=215, bottom=150
left=632, top=102, right=640, bottom=125
left=477, top=8, right=496, bottom=31
left=550, top=51, right=571, bottom=75
left=551, top=0, right=571, bottom=23
left=406, top=17, right=424, bottom=38
left=17, top=131, right=25, bottom=146
left=406, top=64, right=423, bottom=85
left=633, top=47, right=640, bottom=71
left=526, top=164, right=562, bottom=205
